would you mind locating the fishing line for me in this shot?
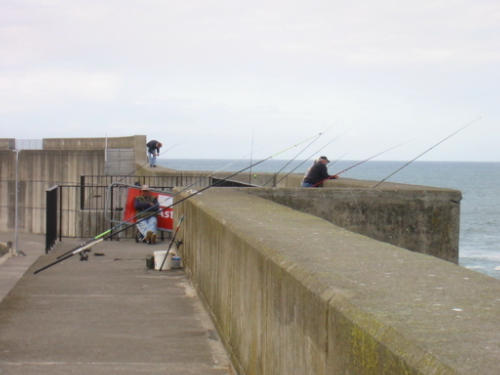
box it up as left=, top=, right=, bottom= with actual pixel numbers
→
left=328, top=145, right=359, bottom=168
left=262, top=131, right=325, bottom=187
left=248, top=132, right=255, bottom=184
left=55, top=134, right=315, bottom=262
left=34, top=133, right=321, bottom=274
left=56, top=148, right=263, bottom=262
left=309, top=139, right=411, bottom=187
left=372, top=117, right=481, bottom=188
left=54, top=198, right=162, bottom=260
left=273, top=126, right=355, bottom=187
left=333, top=140, right=411, bottom=177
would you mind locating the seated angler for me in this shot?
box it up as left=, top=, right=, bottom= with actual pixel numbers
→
left=134, top=185, right=160, bottom=244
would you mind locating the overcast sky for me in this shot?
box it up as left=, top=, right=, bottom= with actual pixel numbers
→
left=1, top=0, right=499, bottom=161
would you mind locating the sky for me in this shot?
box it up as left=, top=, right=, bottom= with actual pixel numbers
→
left=1, top=0, right=499, bottom=162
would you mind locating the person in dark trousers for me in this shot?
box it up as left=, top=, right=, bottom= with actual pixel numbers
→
left=147, top=140, right=162, bottom=167
left=301, top=156, right=338, bottom=187
left=134, top=185, right=160, bottom=244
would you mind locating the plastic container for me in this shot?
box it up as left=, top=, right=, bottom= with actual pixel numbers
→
left=171, top=256, right=181, bottom=269
left=146, top=254, right=154, bottom=269
left=154, top=250, right=173, bottom=270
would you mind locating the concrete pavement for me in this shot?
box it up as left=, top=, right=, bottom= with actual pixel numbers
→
left=0, top=233, right=233, bottom=374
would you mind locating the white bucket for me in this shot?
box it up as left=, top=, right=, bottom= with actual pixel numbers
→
left=154, top=248, right=177, bottom=271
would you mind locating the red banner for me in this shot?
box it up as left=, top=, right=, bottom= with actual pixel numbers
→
left=123, top=188, right=174, bottom=231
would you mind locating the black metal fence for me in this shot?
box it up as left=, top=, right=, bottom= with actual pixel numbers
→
left=79, top=174, right=209, bottom=191
left=44, top=174, right=258, bottom=252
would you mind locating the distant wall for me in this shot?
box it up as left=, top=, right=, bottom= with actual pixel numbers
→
left=0, top=135, right=148, bottom=234
left=0, top=149, right=104, bottom=233
left=174, top=188, right=500, bottom=375
left=43, top=134, right=142, bottom=150
left=0, top=139, right=15, bottom=150
left=43, top=135, right=149, bottom=168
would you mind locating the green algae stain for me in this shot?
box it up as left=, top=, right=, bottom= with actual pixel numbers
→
left=350, top=324, right=380, bottom=373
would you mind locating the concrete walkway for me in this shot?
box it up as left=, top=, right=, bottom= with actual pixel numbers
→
left=0, top=233, right=233, bottom=375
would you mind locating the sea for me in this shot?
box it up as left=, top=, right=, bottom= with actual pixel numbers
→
left=159, top=158, right=500, bottom=280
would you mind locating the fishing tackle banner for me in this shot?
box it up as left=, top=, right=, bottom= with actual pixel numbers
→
left=123, top=188, right=174, bottom=231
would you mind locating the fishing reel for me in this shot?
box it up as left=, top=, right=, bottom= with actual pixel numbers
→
left=79, top=248, right=91, bottom=261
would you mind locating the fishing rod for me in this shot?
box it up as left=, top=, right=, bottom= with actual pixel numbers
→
left=60, top=145, right=265, bottom=258
left=372, top=117, right=481, bottom=188
left=273, top=126, right=356, bottom=187
left=248, top=132, right=255, bottom=184
left=33, top=238, right=106, bottom=274
left=169, top=133, right=320, bottom=194
left=334, top=141, right=409, bottom=176
left=168, top=144, right=267, bottom=196
left=329, top=145, right=359, bottom=168
left=34, top=134, right=320, bottom=274
left=158, top=215, right=185, bottom=271
left=53, top=136, right=314, bottom=262
left=167, top=133, right=323, bottom=201
left=310, top=140, right=409, bottom=187
left=55, top=186, right=167, bottom=260
left=262, top=131, right=324, bottom=187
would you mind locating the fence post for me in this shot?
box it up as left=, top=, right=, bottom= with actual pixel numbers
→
left=45, top=186, right=58, bottom=253
left=59, top=185, right=63, bottom=241
left=80, top=175, right=85, bottom=210
left=109, top=186, right=115, bottom=241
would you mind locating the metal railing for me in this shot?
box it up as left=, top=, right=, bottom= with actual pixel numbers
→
left=79, top=174, right=210, bottom=191
left=45, top=174, right=257, bottom=251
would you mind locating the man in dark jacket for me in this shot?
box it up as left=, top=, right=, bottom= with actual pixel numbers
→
left=147, top=140, right=162, bottom=167
left=301, top=156, right=338, bottom=187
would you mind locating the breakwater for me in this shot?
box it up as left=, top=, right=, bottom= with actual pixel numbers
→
left=2, top=135, right=500, bottom=374
left=175, top=187, right=500, bottom=374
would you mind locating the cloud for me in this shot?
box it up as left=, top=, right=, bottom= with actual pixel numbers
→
left=0, top=0, right=499, bottom=160
left=0, top=69, right=120, bottom=111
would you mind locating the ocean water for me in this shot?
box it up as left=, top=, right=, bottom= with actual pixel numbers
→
left=159, top=158, right=500, bottom=279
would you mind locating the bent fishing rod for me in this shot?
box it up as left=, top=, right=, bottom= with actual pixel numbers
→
left=329, top=145, right=359, bottom=168
left=53, top=143, right=272, bottom=261
left=310, top=140, right=409, bottom=187
left=170, top=145, right=266, bottom=194
left=51, top=134, right=319, bottom=263
left=36, top=202, right=169, bottom=274
left=54, top=194, right=163, bottom=260
left=273, top=126, right=356, bottom=187
left=372, top=117, right=481, bottom=188
left=34, top=134, right=321, bottom=274
left=168, top=132, right=321, bottom=194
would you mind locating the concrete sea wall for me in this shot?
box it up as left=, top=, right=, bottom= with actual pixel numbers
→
left=246, top=184, right=461, bottom=263
left=175, top=187, right=500, bottom=375
left=0, top=149, right=105, bottom=233
left=4, top=135, right=499, bottom=373
left=0, top=135, right=148, bottom=234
